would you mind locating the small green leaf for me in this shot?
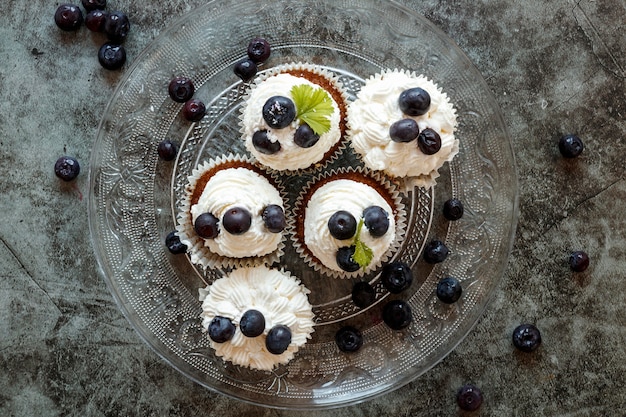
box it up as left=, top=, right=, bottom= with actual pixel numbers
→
left=352, top=219, right=374, bottom=270
left=290, top=84, right=335, bottom=136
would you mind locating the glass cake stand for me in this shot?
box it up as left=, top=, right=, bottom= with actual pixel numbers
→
left=88, top=0, right=518, bottom=409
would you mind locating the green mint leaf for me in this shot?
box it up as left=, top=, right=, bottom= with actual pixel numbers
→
left=352, top=219, right=374, bottom=269
left=290, top=84, right=335, bottom=136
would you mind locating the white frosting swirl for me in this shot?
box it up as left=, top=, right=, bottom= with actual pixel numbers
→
left=198, top=266, right=315, bottom=371
left=241, top=73, right=342, bottom=171
left=304, top=179, right=396, bottom=273
left=190, top=167, right=283, bottom=258
left=348, top=69, right=458, bottom=187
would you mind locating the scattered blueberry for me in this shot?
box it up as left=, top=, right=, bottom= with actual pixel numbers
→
left=335, top=326, right=363, bottom=353
left=54, top=156, right=80, bottom=181
left=559, top=134, right=584, bottom=158
left=168, top=76, right=195, bottom=103
left=247, top=37, right=271, bottom=63
left=436, top=277, right=462, bottom=304
left=54, top=4, right=83, bottom=31
left=233, top=58, right=258, bottom=82
left=398, top=87, right=431, bottom=116
left=194, top=212, right=219, bottom=239
left=97, top=43, right=126, bottom=70
left=389, top=118, right=419, bottom=143
left=381, top=261, right=413, bottom=294
left=262, top=204, right=286, bottom=233
left=457, top=384, right=483, bottom=411
left=262, top=96, right=296, bottom=129
left=157, top=140, right=178, bottom=161
left=208, top=316, right=236, bottom=343
left=239, top=309, right=266, bottom=338
left=382, top=299, right=412, bottom=330
left=328, top=210, right=357, bottom=240
left=351, top=281, right=376, bottom=308
left=512, top=323, right=542, bottom=352
left=417, top=128, right=442, bottom=155
left=182, top=98, right=206, bottom=122
left=266, top=325, right=292, bottom=354
left=362, top=205, right=390, bottom=237
left=165, top=231, right=187, bottom=254
left=252, top=130, right=281, bottom=155
left=222, top=207, right=252, bottom=235
left=443, top=198, right=464, bottom=221
left=336, top=246, right=360, bottom=272
left=423, top=239, right=449, bottom=264
left=294, top=124, right=320, bottom=148
left=104, top=10, right=130, bottom=42
left=85, top=9, right=108, bottom=32
left=82, top=0, right=106, bottom=11
left=569, top=250, right=590, bottom=272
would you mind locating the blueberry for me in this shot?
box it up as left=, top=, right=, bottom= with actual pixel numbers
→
left=262, top=96, right=296, bottom=129
left=381, top=261, right=413, bottom=294
left=266, top=325, right=291, bottom=354
left=262, top=204, right=286, bottom=233
left=443, top=198, right=464, bottom=221
left=569, top=250, right=590, bottom=272
left=252, top=130, right=281, bottom=155
left=512, top=323, right=542, bottom=352
left=54, top=4, right=83, bottom=31
left=362, top=205, right=390, bottom=237
left=233, top=58, right=258, bottom=82
left=559, top=134, right=584, bottom=158
left=417, top=128, right=441, bottom=155
left=165, top=231, right=187, bottom=254
left=328, top=210, right=357, bottom=240
left=81, top=0, right=106, bottom=11
left=423, top=239, right=449, bottom=264
left=104, top=11, right=130, bottom=43
left=222, top=207, right=252, bottom=235
left=351, top=281, right=376, bottom=308
left=457, top=384, right=483, bottom=411
left=436, top=277, right=462, bottom=303
left=247, top=37, right=271, bottom=63
left=157, top=140, right=178, bottom=161
left=335, top=326, right=363, bottom=353
left=294, top=124, right=320, bottom=148
left=194, top=212, right=219, bottom=239
left=85, top=9, right=108, bottom=32
left=239, top=309, right=265, bottom=338
left=398, top=87, right=431, bottom=116
left=389, top=118, right=419, bottom=143
left=336, top=246, right=360, bottom=272
left=382, top=300, right=412, bottom=330
left=168, top=76, right=195, bottom=103
left=97, top=43, right=126, bottom=70
left=54, top=156, right=80, bottom=181
left=182, top=98, right=206, bottom=122
left=208, top=316, right=235, bottom=343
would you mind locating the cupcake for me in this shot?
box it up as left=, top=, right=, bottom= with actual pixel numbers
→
left=291, top=167, right=406, bottom=278
left=198, top=265, right=315, bottom=371
left=176, top=154, right=286, bottom=269
left=347, top=69, right=459, bottom=190
left=240, top=63, right=348, bottom=172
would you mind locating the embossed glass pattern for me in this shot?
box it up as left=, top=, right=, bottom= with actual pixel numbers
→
left=88, top=0, right=518, bottom=409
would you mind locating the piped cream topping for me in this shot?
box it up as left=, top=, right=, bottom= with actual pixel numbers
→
left=348, top=69, right=458, bottom=187
left=199, top=266, right=315, bottom=371
left=190, top=167, right=283, bottom=258
left=241, top=73, right=342, bottom=171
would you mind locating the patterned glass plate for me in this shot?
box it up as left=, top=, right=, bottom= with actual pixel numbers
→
left=88, top=0, right=518, bottom=409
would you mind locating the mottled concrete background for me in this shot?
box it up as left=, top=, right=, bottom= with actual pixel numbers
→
left=1, top=0, right=624, bottom=415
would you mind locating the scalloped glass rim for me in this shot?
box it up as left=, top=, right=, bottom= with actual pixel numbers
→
left=88, top=0, right=518, bottom=410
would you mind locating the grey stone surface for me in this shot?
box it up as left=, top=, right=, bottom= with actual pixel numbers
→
left=0, top=0, right=624, bottom=415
